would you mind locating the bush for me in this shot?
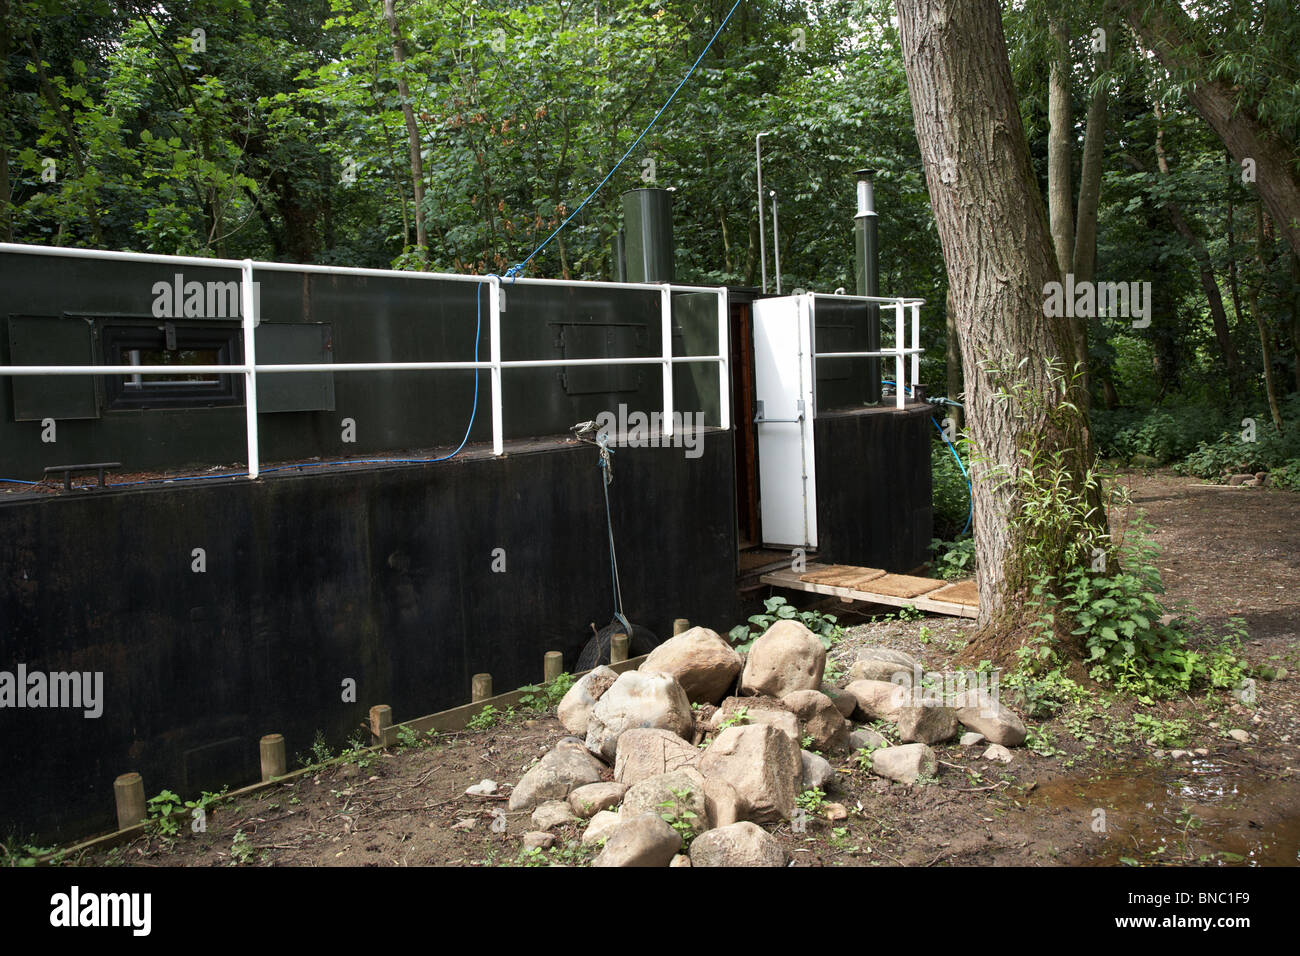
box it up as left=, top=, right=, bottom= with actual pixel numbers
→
left=929, top=536, right=975, bottom=580
left=1092, top=404, right=1230, bottom=464
left=728, top=596, right=842, bottom=653
left=1177, top=412, right=1300, bottom=480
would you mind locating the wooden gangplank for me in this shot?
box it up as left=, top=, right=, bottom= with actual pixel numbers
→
left=759, top=562, right=979, bottom=619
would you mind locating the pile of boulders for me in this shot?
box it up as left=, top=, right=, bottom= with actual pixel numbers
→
left=497, top=619, right=1028, bottom=866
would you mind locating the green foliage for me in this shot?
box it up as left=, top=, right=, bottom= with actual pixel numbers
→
left=1178, top=408, right=1300, bottom=480
left=467, top=703, right=506, bottom=731
left=985, top=358, right=1247, bottom=698
left=1004, top=659, right=1087, bottom=718
left=656, top=787, right=700, bottom=845
left=145, top=787, right=228, bottom=839
left=929, top=537, right=976, bottom=580
left=230, top=830, right=257, bottom=866
left=728, top=595, right=843, bottom=652
left=795, top=787, right=827, bottom=814
left=1093, top=405, right=1231, bottom=465
left=296, top=730, right=334, bottom=768
left=717, top=706, right=749, bottom=731
left=518, top=672, right=575, bottom=713
left=932, top=437, right=973, bottom=539
left=0, top=839, right=59, bottom=867
left=1132, top=713, right=1191, bottom=749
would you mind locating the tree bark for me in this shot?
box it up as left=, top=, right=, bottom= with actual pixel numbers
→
left=1071, top=23, right=1111, bottom=287
left=1047, top=18, right=1074, bottom=278
left=1149, top=112, right=1244, bottom=392
left=384, top=0, right=428, bottom=258
left=945, top=288, right=962, bottom=432
left=1070, top=17, right=1114, bottom=407
left=894, top=0, right=1098, bottom=649
left=1118, top=0, right=1300, bottom=258
left=1250, top=202, right=1284, bottom=429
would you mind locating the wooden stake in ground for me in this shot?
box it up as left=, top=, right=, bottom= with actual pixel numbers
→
left=893, top=0, right=1100, bottom=656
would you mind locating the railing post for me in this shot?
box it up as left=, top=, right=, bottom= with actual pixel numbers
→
left=661, top=284, right=674, bottom=438
left=259, top=734, right=286, bottom=781
left=241, top=259, right=260, bottom=478
left=488, top=276, right=503, bottom=456
left=114, top=772, right=147, bottom=831
left=894, top=298, right=905, bottom=409
left=716, top=288, right=730, bottom=431
left=610, top=632, right=629, bottom=664
left=911, top=301, right=921, bottom=390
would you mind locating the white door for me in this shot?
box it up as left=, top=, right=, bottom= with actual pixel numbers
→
left=752, top=295, right=817, bottom=549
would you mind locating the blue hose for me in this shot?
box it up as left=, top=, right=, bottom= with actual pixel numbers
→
left=883, top=380, right=972, bottom=536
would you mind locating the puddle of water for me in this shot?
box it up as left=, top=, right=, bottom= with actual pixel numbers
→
left=1027, top=759, right=1300, bottom=866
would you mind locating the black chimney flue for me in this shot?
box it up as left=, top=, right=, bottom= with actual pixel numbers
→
left=622, top=188, right=674, bottom=283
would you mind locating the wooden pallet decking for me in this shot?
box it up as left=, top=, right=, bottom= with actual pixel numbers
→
left=760, top=562, right=980, bottom=619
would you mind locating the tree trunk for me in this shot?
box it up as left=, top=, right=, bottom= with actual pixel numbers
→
left=1250, top=202, right=1284, bottom=429
left=894, top=0, right=1098, bottom=651
left=1151, top=112, right=1243, bottom=391
left=945, top=288, right=962, bottom=432
left=384, top=0, right=427, bottom=258
left=1047, top=18, right=1074, bottom=278
left=1070, top=19, right=1114, bottom=408
left=1071, top=25, right=1112, bottom=287
left=1118, top=0, right=1300, bottom=258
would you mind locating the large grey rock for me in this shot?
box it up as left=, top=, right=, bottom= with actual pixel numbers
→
left=568, top=782, right=628, bottom=818
left=955, top=692, right=1027, bottom=747
left=531, top=800, right=579, bottom=830
left=896, top=705, right=959, bottom=744
left=870, top=742, right=938, bottom=784
left=621, top=768, right=709, bottom=835
left=822, top=683, right=858, bottom=719
left=783, top=689, right=852, bottom=753
left=689, top=821, right=787, bottom=867
left=801, top=749, right=835, bottom=791
left=613, top=727, right=702, bottom=785
left=703, top=776, right=741, bottom=829
left=712, top=696, right=800, bottom=744
left=845, top=679, right=910, bottom=721
left=507, top=740, right=607, bottom=811
left=738, top=620, right=827, bottom=697
left=699, top=723, right=801, bottom=824
left=983, top=743, right=1013, bottom=763
left=640, top=626, right=742, bottom=705
left=581, top=810, right=622, bottom=846
left=849, top=727, right=888, bottom=751
left=586, top=670, right=694, bottom=761
left=522, top=831, right=555, bottom=851
left=592, top=812, right=681, bottom=867
left=557, top=665, right=619, bottom=735
left=848, top=647, right=921, bottom=685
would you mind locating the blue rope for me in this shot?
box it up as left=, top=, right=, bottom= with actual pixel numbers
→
left=503, top=0, right=744, bottom=281
left=883, top=379, right=972, bottom=536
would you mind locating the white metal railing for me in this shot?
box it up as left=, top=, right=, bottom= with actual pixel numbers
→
left=806, top=292, right=925, bottom=409
left=0, top=243, right=730, bottom=479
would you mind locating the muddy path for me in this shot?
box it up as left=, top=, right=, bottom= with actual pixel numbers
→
left=59, top=471, right=1299, bottom=867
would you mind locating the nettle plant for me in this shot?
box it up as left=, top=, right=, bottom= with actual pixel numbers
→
left=728, top=596, right=843, bottom=653
left=981, top=358, right=1241, bottom=698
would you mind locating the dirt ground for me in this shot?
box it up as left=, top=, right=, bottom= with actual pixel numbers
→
left=59, top=470, right=1300, bottom=868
